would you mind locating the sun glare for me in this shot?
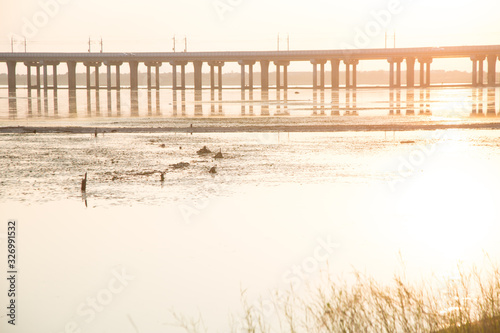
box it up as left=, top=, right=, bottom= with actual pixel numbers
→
left=397, top=139, right=495, bottom=262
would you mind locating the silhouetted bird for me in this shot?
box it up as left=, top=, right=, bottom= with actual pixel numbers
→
left=209, top=166, right=217, bottom=174
left=160, top=172, right=165, bottom=182
left=81, top=172, right=87, bottom=192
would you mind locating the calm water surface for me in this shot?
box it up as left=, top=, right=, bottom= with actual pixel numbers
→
left=1, top=87, right=500, bottom=332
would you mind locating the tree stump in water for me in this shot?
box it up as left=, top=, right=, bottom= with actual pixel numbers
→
left=81, top=172, right=87, bottom=192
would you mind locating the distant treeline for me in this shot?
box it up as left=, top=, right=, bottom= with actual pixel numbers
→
left=0, top=70, right=484, bottom=87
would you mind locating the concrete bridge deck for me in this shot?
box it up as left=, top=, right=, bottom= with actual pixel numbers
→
left=2, top=44, right=499, bottom=91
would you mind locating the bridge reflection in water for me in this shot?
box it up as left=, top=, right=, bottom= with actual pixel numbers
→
left=3, top=87, right=500, bottom=119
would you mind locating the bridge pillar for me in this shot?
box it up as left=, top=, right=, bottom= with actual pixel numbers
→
left=276, top=64, right=281, bottom=88
left=86, top=65, right=91, bottom=89
left=396, top=61, right=402, bottom=87
left=156, top=64, right=160, bottom=89
left=419, top=61, right=424, bottom=87
left=67, top=61, right=76, bottom=90
left=478, top=57, right=484, bottom=86
left=210, top=65, right=214, bottom=88
left=145, top=61, right=162, bottom=89
left=95, top=66, right=100, bottom=89
left=53, top=65, right=58, bottom=89
left=344, top=59, right=359, bottom=88
left=470, top=56, right=485, bottom=86
left=218, top=64, right=223, bottom=89
left=321, top=62, right=325, bottom=88
left=36, top=65, right=41, bottom=90
left=107, top=64, right=111, bottom=89
left=238, top=60, right=256, bottom=90
left=487, top=55, right=497, bottom=86
left=25, top=62, right=41, bottom=89
left=352, top=61, right=358, bottom=88
left=241, top=64, right=246, bottom=90
left=84, top=61, right=103, bottom=89
left=388, top=58, right=403, bottom=88
left=43, top=64, right=48, bottom=90
left=41, top=61, right=60, bottom=89
left=170, top=61, right=188, bottom=90
left=249, top=65, right=253, bottom=89
left=7, top=61, right=16, bottom=92
left=181, top=64, right=186, bottom=89
left=129, top=61, right=138, bottom=90
left=116, top=65, right=121, bottom=89
left=208, top=61, right=224, bottom=89
left=406, top=57, right=415, bottom=88
left=311, top=60, right=327, bottom=89
left=471, top=57, right=478, bottom=86
left=193, top=61, right=203, bottom=90
left=147, top=65, right=151, bottom=89
left=26, top=65, right=31, bottom=89
left=260, top=60, right=270, bottom=90
left=172, top=65, right=177, bottom=89
left=103, top=61, right=123, bottom=90
left=274, top=61, right=290, bottom=89
left=345, top=61, right=350, bottom=88
left=330, top=59, right=340, bottom=89
left=418, top=58, right=432, bottom=87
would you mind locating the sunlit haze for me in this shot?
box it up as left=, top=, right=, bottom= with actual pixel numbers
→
left=1, top=0, right=499, bottom=52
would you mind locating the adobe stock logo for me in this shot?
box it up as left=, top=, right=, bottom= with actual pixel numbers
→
left=213, top=0, right=244, bottom=21
left=9, top=0, right=72, bottom=42
left=340, top=0, right=409, bottom=51
left=55, top=267, right=134, bottom=333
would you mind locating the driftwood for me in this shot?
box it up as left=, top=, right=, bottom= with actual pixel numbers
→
left=197, top=146, right=212, bottom=155
left=171, top=162, right=190, bottom=169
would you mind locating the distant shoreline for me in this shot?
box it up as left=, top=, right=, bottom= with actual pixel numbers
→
left=2, top=122, right=500, bottom=134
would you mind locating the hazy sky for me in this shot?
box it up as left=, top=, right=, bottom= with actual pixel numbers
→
left=0, top=0, right=499, bottom=71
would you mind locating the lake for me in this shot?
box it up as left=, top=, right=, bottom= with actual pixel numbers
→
left=1, top=86, right=500, bottom=332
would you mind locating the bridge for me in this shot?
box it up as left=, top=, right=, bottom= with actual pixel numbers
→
left=1, top=45, right=500, bottom=91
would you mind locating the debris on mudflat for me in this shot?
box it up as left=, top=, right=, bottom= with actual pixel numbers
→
left=400, top=140, right=415, bottom=144
left=214, top=149, right=223, bottom=159
left=171, top=162, right=190, bottom=169
left=197, top=146, right=212, bottom=155
left=209, top=166, right=217, bottom=174
left=160, top=172, right=165, bottom=182
left=159, top=144, right=166, bottom=148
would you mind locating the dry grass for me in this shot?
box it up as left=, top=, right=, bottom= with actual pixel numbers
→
left=171, top=257, right=500, bottom=332
left=231, top=258, right=500, bottom=333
